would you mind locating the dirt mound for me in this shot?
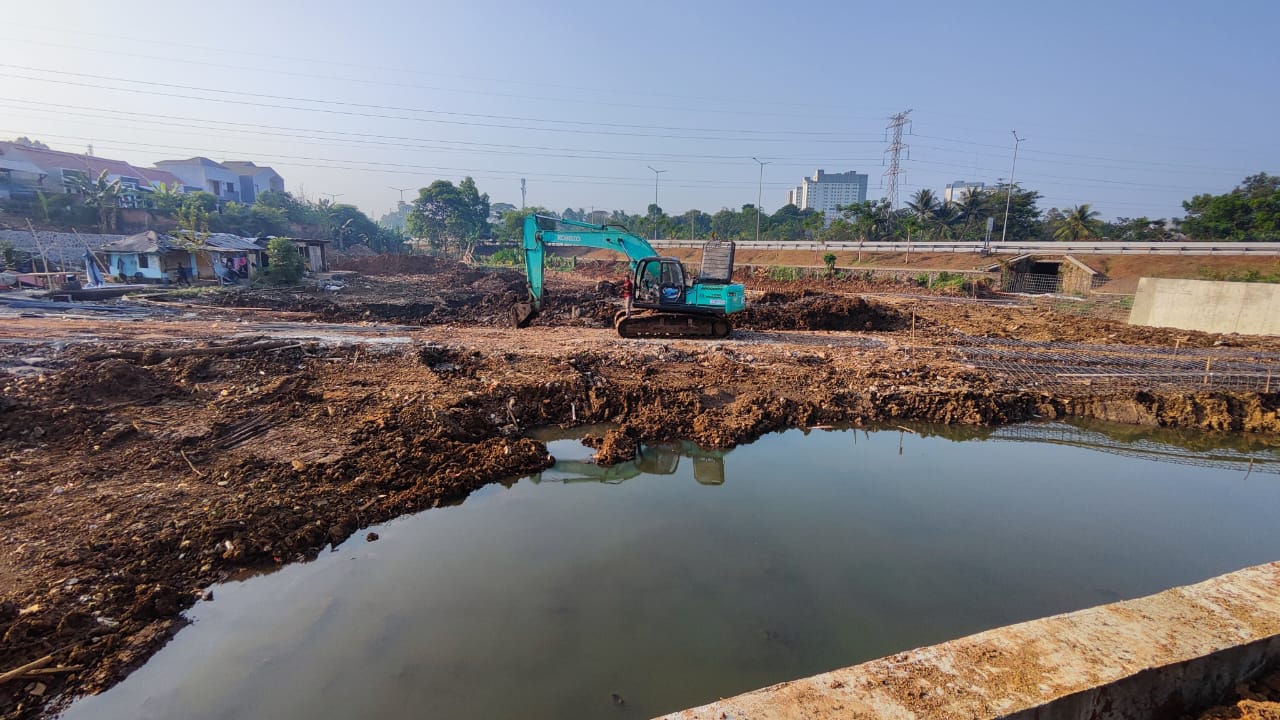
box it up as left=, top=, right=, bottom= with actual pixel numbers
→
left=331, top=254, right=486, bottom=280
left=44, top=359, right=169, bottom=404
left=737, top=291, right=905, bottom=331
left=212, top=268, right=533, bottom=326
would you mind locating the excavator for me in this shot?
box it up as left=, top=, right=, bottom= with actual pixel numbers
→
left=511, top=214, right=745, bottom=338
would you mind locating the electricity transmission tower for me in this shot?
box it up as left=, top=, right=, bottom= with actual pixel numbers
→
left=883, top=109, right=912, bottom=210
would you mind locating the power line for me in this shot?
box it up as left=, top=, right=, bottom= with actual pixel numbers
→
left=0, top=64, right=881, bottom=139
left=0, top=72, right=886, bottom=144
left=0, top=99, right=884, bottom=167
left=1, top=21, right=879, bottom=116
left=0, top=34, right=875, bottom=124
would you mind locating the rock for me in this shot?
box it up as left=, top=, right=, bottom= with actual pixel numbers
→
left=291, top=459, right=307, bottom=472
left=366, top=532, right=379, bottom=542
left=29, top=681, right=46, bottom=697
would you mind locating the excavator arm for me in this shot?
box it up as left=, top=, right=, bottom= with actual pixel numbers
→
left=514, top=214, right=660, bottom=327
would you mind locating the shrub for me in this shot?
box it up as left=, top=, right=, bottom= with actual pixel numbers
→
left=265, top=237, right=304, bottom=284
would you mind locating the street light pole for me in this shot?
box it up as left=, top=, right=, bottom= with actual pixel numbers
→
left=1000, top=131, right=1025, bottom=245
left=647, top=166, right=666, bottom=241
left=752, top=156, right=771, bottom=243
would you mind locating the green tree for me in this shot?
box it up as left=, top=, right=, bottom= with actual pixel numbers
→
left=148, top=182, right=185, bottom=216
left=838, top=200, right=895, bottom=242
left=66, top=169, right=122, bottom=232
left=822, top=252, right=837, bottom=278
left=1053, top=204, right=1103, bottom=241
left=407, top=178, right=491, bottom=254
left=1180, top=173, right=1280, bottom=241
left=803, top=211, right=826, bottom=242
left=171, top=203, right=211, bottom=276
left=905, top=189, right=940, bottom=239
left=265, top=237, right=304, bottom=284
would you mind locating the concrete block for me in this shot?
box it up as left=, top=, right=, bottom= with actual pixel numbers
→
left=658, top=561, right=1280, bottom=720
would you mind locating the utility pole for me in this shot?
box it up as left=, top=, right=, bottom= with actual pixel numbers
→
left=321, top=192, right=343, bottom=203
left=647, top=166, right=666, bottom=240
left=752, top=157, right=771, bottom=243
left=520, top=178, right=526, bottom=210
left=883, top=109, right=912, bottom=210
left=1000, top=131, right=1026, bottom=245
left=389, top=186, right=411, bottom=205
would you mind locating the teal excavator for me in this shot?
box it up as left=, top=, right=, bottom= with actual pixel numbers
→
left=511, top=214, right=746, bottom=338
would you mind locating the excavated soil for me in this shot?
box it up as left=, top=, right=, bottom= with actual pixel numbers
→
left=1191, top=671, right=1280, bottom=720
left=4, top=264, right=1280, bottom=719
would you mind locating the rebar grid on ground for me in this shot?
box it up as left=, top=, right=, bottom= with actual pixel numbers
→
left=952, top=336, right=1280, bottom=394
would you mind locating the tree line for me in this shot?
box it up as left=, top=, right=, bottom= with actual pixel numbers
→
left=467, top=172, right=1278, bottom=246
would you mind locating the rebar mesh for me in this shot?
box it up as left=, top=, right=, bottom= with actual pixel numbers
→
left=953, top=336, right=1280, bottom=393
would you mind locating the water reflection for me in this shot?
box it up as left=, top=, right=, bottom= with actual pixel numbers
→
left=548, top=441, right=729, bottom=486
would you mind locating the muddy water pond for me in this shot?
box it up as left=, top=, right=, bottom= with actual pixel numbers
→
left=62, top=421, right=1280, bottom=720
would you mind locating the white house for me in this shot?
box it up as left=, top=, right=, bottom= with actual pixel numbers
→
left=220, top=161, right=285, bottom=203
left=153, top=157, right=243, bottom=204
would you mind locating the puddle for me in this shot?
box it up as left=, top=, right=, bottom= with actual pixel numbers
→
left=60, top=421, right=1280, bottom=719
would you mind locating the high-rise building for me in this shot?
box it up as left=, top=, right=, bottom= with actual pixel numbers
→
left=785, top=169, right=868, bottom=224
left=943, top=181, right=986, bottom=204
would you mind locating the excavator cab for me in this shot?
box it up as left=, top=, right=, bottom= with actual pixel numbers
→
left=634, top=257, right=687, bottom=306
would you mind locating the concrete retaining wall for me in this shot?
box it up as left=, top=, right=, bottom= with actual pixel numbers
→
left=659, top=561, right=1280, bottom=720
left=1129, top=277, right=1280, bottom=336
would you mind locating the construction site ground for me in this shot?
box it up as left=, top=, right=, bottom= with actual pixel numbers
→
left=4, top=257, right=1280, bottom=719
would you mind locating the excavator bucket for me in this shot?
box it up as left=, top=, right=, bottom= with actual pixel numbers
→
left=511, top=302, right=538, bottom=328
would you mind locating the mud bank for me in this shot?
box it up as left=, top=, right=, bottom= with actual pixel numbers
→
left=3, top=321, right=1280, bottom=718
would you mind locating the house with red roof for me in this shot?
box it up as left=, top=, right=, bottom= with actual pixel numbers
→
left=0, top=141, right=189, bottom=208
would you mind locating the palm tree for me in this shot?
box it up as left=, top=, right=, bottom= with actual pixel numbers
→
left=955, top=188, right=987, bottom=240
left=933, top=202, right=962, bottom=240
left=1054, top=204, right=1104, bottom=241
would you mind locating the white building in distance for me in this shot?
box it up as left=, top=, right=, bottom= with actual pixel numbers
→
left=944, top=181, right=986, bottom=204
left=786, top=169, right=868, bottom=224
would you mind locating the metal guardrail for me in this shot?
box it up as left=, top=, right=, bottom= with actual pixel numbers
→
left=648, top=240, right=1280, bottom=256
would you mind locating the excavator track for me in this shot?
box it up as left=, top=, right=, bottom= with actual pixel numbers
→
left=613, top=310, right=731, bottom=339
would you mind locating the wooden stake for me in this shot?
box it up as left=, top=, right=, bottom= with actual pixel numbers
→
left=1266, top=367, right=1272, bottom=394
left=180, top=450, right=206, bottom=478
left=1203, top=357, right=1211, bottom=385
left=0, top=655, right=53, bottom=684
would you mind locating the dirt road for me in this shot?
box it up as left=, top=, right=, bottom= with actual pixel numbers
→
left=3, top=265, right=1280, bottom=719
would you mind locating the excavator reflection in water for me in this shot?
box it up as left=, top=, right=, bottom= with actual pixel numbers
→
left=532, top=439, right=728, bottom=486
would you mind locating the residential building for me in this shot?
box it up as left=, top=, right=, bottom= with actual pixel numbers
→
left=0, top=141, right=186, bottom=206
left=101, top=231, right=267, bottom=282
left=220, top=161, right=285, bottom=203
left=785, top=169, right=869, bottom=224
left=153, top=157, right=245, bottom=204
left=944, top=181, right=986, bottom=204
left=100, top=231, right=196, bottom=282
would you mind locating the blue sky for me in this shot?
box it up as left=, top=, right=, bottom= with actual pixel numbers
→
left=3, top=0, right=1277, bottom=222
